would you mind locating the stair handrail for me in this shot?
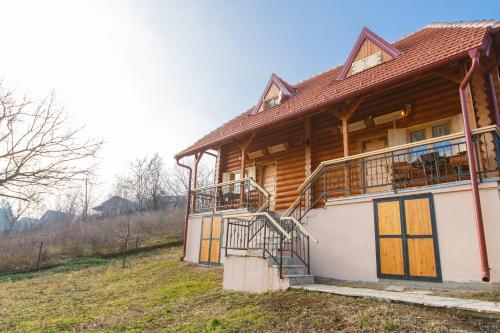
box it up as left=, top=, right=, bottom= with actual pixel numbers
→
left=280, top=217, right=319, bottom=244
left=223, top=212, right=291, bottom=240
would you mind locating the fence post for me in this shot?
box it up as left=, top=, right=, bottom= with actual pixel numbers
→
left=390, top=151, right=396, bottom=193
left=36, top=241, right=43, bottom=271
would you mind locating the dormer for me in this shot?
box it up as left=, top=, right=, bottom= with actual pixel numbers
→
left=337, top=27, right=401, bottom=80
left=253, top=73, right=295, bottom=114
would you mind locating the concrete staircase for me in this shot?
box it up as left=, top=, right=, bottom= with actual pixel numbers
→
left=269, top=255, right=314, bottom=286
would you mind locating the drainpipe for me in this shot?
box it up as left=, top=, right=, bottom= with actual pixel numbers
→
left=176, top=157, right=193, bottom=261
left=459, top=48, right=490, bottom=282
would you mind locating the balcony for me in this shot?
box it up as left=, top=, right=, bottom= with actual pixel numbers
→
left=288, top=125, right=500, bottom=220
left=299, top=126, right=500, bottom=206
left=191, top=178, right=270, bottom=214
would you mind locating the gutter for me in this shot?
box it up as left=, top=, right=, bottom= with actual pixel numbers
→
left=176, top=157, right=193, bottom=261
left=459, top=48, right=490, bottom=282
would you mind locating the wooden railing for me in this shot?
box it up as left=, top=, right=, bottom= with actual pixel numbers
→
left=283, top=125, right=500, bottom=223
left=191, top=178, right=271, bottom=214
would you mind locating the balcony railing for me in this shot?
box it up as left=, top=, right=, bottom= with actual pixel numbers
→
left=191, top=178, right=270, bottom=214
left=284, top=125, right=500, bottom=222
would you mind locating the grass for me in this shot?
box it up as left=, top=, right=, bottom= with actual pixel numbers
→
left=0, top=246, right=498, bottom=332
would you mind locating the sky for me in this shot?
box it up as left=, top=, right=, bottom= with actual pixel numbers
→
left=0, top=0, right=498, bottom=196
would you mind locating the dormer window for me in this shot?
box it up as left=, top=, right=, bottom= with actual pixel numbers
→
left=263, top=95, right=281, bottom=110
left=253, top=73, right=295, bottom=114
left=337, top=27, right=401, bottom=80
left=351, top=51, right=382, bottom=74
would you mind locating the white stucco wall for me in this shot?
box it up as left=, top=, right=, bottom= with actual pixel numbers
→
left=304, top=182, right=500, bottom=283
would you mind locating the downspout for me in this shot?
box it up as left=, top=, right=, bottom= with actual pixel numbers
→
left=459, top=48, right=490, bottom=282
left=176, top=157, right=193, bottom=261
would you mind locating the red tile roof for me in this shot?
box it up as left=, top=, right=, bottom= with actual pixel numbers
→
left=175, top=21, right=497, bottom=159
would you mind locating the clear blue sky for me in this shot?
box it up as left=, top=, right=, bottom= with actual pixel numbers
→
left=0, top=1, right=498, bottom=192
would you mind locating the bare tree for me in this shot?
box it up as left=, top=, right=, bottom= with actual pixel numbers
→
left=0, top=85, right=102, bottom=202
left=166, top=160, right=214, bottom=196
left=0, top=199, right=31, bottom=234
left=113, top=154, right=169, bottom=211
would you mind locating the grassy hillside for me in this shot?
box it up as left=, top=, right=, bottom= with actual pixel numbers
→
left=0, top=246, right=498, bottom=332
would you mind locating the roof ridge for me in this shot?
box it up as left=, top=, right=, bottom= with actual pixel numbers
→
left=424, top=20, right=500, bottom=29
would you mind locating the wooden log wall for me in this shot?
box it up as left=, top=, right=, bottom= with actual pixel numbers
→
left=219, top=122, right=305, bottom=211
left=311, top=74, right=464, bottom=171
left=217, top=72, right=493, bottom=212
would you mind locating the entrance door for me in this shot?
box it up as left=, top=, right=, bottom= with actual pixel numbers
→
left=262, top=164, right=277, bottom=211
left=363, top=137, right=388, bottom=193
left=199, top=215, right=222, bottom=265
left=374, top=194, right=441, bottom=281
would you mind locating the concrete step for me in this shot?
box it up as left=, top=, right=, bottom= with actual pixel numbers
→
left=284, top=274, right=315, bottom=286
left=271, top=264, right=307, bottom=275
left=267, top=255, right=294, bottom=266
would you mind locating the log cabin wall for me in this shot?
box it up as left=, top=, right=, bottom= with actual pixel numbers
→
left=218, top=122, right=305, bottom=211
left=310, top=74, right=465, bottom=171
left=216, top=71, right=495, bottom=211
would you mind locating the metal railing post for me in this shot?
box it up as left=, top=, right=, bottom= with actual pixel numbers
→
left=262, top=221, right=267, bottom=259
left=307, top=235, right=310, bottom=275
left=390, top=151, right=396, bottom=193
left=473, top=134, right=483, bottom=183
left=279, top=233, right=283, bottom=279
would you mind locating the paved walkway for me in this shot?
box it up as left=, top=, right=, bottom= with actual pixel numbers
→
left=293, top=284, right=500, bottom=316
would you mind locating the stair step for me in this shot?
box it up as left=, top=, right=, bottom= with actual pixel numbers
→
left=270, top=264, right=307, bottom=275
left=283, top=274, right=315, bottom=286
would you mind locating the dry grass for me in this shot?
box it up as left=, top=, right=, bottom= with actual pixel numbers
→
left=0, top=246, right=498, bottom=332
left=0, top=209, right=184, bottom=274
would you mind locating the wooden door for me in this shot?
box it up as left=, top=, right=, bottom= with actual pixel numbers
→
left=363, top=137, right=388, bottom=193
left=262, top=164, right=277, bottom=211
left=374, top=194, right=441, bottom=281
left=199, top=215, right=222, bottom=265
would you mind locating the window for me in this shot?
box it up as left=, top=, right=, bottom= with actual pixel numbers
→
left=409, top=129, right=429, bottom=160
left=263, top=96, right=280, bottom=110
left=409, top=123, right=452, bottom=159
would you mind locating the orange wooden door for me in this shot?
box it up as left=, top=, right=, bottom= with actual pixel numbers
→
left=199, top=215, right=222, bottom=265
left=374, top=195, right=441, bottom=281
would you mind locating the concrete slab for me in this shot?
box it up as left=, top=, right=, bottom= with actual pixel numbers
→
left=293, top=284, right=500, bottom=316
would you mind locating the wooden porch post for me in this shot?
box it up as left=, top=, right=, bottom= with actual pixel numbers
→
left=304, top=118, right=312, bottom=208
left=239, top=133, right=256, bottom=206
left=192, top=152, right=203, bottom=211
left=332, top=97, right=364, bottom=157
left=332, top=97, right=364, bottom=195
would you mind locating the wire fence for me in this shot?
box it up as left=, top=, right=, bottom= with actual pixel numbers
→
left=0, top=208, right=184, bottom=274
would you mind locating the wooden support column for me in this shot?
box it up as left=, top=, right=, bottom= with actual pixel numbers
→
left=238, top=133, right=256, bottom=205
left=304, top=118, right=312, bottom=208
left=331, top=97, right=364, bottom=157
left=192, top=152, right=203, bottom=211
left=331, top=97, right=364, bottom=196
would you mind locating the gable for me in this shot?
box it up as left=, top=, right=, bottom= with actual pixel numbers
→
left=253, top=73, right=295, bottom=114
left=349, top=39, right=393, bottom=76
left=337, top=27, right=401, bottom=80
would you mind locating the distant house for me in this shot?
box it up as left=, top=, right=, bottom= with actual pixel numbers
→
left=40, top=210, right=73, bottom=224
left=157, top=195, right=186, bottom=210
left=93, top=196, right=137, bottom=217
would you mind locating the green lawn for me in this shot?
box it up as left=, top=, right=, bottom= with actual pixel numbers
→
left=0, top=246, right=498, bottom=332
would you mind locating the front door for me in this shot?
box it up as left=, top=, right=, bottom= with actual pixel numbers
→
left=262, top=164, right=277, bottom=211
left=199, top=215, right=222, bottom=265
left=374, top=194, right=441, bottom=281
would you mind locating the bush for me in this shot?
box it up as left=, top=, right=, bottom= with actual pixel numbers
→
left=0, top=208, right=184, bottom=274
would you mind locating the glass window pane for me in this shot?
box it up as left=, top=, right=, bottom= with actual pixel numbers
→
left=432, top=124, right=450, bottom=138
left=410, top=129, right=426, bottom=143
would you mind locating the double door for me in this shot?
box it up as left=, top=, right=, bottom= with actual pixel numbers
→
left=374, top=194, right=441, bottom=281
